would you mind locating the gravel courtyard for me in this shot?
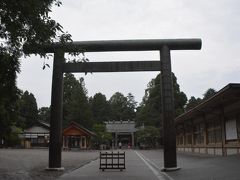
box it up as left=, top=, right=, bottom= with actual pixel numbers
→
left=0, top=149, right=99, bottom=180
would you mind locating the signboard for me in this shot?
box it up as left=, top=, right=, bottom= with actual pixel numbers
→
left=225, top=119, right=238, bottom=140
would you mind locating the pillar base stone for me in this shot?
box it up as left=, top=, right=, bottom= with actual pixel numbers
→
left=161, top=167, right=180, bottom=172
left=45, top=167, right=65, bottom=171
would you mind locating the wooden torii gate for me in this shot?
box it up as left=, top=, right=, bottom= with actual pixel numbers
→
left=25, top=38, right=201, bottom=171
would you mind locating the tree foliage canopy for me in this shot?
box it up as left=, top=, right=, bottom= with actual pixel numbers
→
left=18, top=91, right=38, bottom=128
left=0, top=90, right=38, bottom=145
left=63, top=73, right=93, bottom=129
left=38, top=106, right=50, bottom=123
left=92, top=123, right=112, bottom=149
left=136, top=73, right=187, bottom=127
left=109, top=92, right=137, bottom=121
left=90, top=93, right=110, bottom=124
left=185, top=96, right=202, bottom=111
left=1, top=0, right=63, bottom=53
left=203, top=88, right=217, bottom=100
left=136, top=126, right=160, bottom=148
left=185, top=88, right=217, bottom=112
left=0, top=0, right=63, bottom=144
left=0, top=0, right=63, bottom=98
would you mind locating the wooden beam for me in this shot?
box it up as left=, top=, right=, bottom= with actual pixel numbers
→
left=63, top=61, right=161, bottom=73
left=23, top=38, right=202, bottom=53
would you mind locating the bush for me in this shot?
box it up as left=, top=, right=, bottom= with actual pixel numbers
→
left=92, top=124, right=112, bottom=149
left=136, top=126, right=160, bottom=149
left=5, top=126, right=22, bottom=147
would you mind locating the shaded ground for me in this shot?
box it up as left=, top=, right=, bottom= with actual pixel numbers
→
left=140, top=149, right=240, bottom=180
left=2, top=149, right=240, bottom=180
left=59, top=150, right=169, bottom=180
left=0, top=149, right=99, bottom=180
left=59, top=149, right=240, bottom=180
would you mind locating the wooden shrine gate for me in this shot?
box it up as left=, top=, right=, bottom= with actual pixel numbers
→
left=24, top=39, right=202, bottom=171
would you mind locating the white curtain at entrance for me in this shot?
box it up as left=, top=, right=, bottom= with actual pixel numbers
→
left=226, top=119, right=238, bottom=140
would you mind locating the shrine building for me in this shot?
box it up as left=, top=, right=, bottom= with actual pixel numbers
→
left=63, top=121, right=95, bottom=150
left=175, top=83, right=240, bottom=156
left=105, top=120, right=137, bottom=148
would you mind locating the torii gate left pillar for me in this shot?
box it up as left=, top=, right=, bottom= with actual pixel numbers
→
left=48, top=50, right=65, bottom=170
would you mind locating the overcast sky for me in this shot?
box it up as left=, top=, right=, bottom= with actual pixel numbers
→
left=17, top=0, right=240, bottom=108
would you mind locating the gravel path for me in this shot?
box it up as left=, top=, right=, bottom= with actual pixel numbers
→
left=0, top=149, right=99, bottom=180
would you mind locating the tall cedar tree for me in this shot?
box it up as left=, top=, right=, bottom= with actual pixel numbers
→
left=126, top=93, right=137, bottom=121
left=63, top=73, right=93, bottom=129
left=18, top=91, right=38, bottom=128
left=185, top=96, right=202, bottom=111
left=109, top=92, right=137, bottom=121
left=203, top=88, right=217, bottom=100
left=136, top=73, right=187, bottom=127
left=38, top=107, right=51, bottom=123
left=185, top=88, right=216, bottom=111
left=90, top=93, right=111, bottom=124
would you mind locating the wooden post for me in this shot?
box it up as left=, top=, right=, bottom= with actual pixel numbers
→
left=47, top=51, right=64, bottom=170
left=202, top=113, right=208, bottom=154
left=131, top=132, right=135, bottom=148
left=115, top=132, right=118, bottom=149
left=220, top=107, right=226, bottom=156
left=191, top=119, right=194, bottom=152
left=160, top=46, right=179, bottom=171
left=183, top=123, right=186, bottom=147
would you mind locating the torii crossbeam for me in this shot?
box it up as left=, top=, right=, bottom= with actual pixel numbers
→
left=24, top=38, right=202, bottom=171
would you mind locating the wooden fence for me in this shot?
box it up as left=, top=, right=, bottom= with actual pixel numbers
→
left=99, top=151, right=125, bottom=171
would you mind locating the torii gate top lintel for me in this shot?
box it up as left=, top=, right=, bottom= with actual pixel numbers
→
left=25, top=38, right=202, bottom=53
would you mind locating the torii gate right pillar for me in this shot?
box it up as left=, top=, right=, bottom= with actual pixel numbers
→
left=160, top=45, right=179, bottom=171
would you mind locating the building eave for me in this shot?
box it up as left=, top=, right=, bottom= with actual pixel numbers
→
left=175, top=83, right=240, bottom=124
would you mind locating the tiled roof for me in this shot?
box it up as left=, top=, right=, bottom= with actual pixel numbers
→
left=105, top=121, right=137, bottom=133
left=38, top=121, right=50, bottom=128
left=63, top=121, right=95, bottom=136
left=175, top=83, right=240, bottom=123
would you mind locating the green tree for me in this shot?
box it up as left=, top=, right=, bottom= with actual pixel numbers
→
left=38, top=107, right=50, bottom=123
left=172, top=75, right=188, bottom=116
left=184, top=88, right=216, bottom=111
left=0, top=85, right=20, bottom=144
left=136, top=73, right=187, bottom=127
left=92, top=124, right=112, bottom=149
left=185, top=96, right=202, bottom=111
left=5, top=125, right=22, bottom=147
left=0, top=0, right=63, bottom=144
left=126, top=93, right=137, bottom=121
left=63, top=73, right=93, bottom=129
left=90, top=93, right=110, bottom=124
left=18, top=91, right=38, bottom=128
left=137, top=74, right=162, bottom=127
left=203, top=88, right=217, bottom=100
left=136, top=126, right=160, bottom=148
left=109, top=92, right=127, bottom=121
left=109, top=92, right=136, bottom=121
